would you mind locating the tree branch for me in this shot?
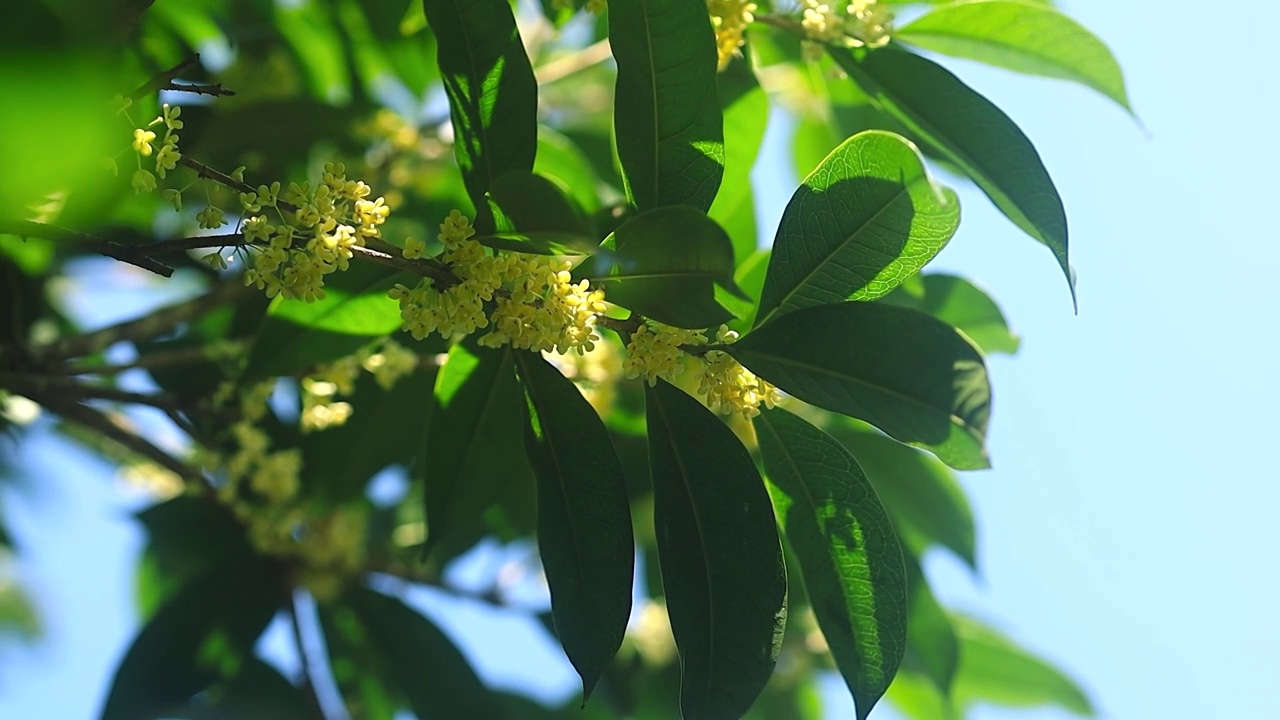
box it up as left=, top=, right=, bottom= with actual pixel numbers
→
left=0, top=219, right=174, bottom=277
left=130, top=55, right=202, bottom=100
left=289, top=594, right=329, bottom=720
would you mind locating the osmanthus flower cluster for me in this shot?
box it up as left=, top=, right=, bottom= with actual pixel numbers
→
left=623, top=321, right=782, bottom=420
left=707, top=0, right=758, bottom=69
left=127, top=103, right=184, bottom=194
left=799, top=0, right=893, bottom=48
left=240, top=163, right=390, bottom=301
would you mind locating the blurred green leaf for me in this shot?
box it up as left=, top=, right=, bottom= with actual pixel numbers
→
left=645, top=379, right=787, bottom=720
left=274, top=0, right=351, bottom=103
left=952, top=614, right=1095, bottom=716
left=583, top=206, right=743, bottom=328
left=339, top=585, right=510, bottom=719
left=832, top=47, right=1074, bottom=303
left=709, top=55, right=768, bottom=262
left=756, top=130, right=960, bottom=326
left=320, top=599, right=403, bottom=720
left=488, top=171, right=592, bottom=237
left=899, top=0, right=1131, bottom=112
left=134, top=497, right=253, bottom=617
left=882, top=273, right=1020, bottom=355
left=166, top=658, right=309, bottom=720
left=756, top=409, right=907, bottom=720
left=424, top=0, right=538, bottom=229
left=101, top=556, right=282, bottom=720
left=729, top=302, right=991, bottom=470
left=609, top=0, right=725, bottom=212
left=535, top=125, right=608, bottom=214
left=900, top=553, right=959, bottom=693
left=514, top=351, right=634, bottom=699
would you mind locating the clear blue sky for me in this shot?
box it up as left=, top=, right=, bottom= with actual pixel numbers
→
left=3, top=1, right=1278, bottom=718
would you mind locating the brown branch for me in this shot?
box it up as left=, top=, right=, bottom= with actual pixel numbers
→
left=160, top=80, right=235, bottom=98
left=0, top=219, right=174, bottom=277
left=58, top=344, right=228, bottom=377
left=36, top=396, right=208, bottom=485
left=0, top=373, right=188, bottom=413
left=141, top=232, right=249, bottom=255
left=130, top=55, right=201, bottom=100
left=33, top=280, right=252, bottom=360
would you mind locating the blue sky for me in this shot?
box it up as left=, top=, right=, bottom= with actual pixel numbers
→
left=3, top=1, right=1279, bottom=718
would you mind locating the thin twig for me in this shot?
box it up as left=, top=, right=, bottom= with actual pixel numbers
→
left=0, top=219, right=174, bottom=277
left=33, top=280, right=252, bottom=360
left=130, top=55, right=201, bottom=100
left=141, top=232, right=248, bottom=255
left=535, top=39, right=614, bottom=85
left=160, top=80, right=235, bottom=97
left=0, top=372, right=187, bottom=413
left=36, top=396, right=208, bottom=484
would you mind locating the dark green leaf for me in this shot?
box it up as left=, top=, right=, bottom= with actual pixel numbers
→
left=424, top=0, right=538, bottom=228
left=755, top=409, right=906, bottom=720
left=645, top=380, right=787, bottom=720
left=243, top=263, right=407, bottom=380
left=275, top=0, right=351, bottom=102
left=609, top=0, right=725, bottom=212
left=885, top=669, right=955, bottom=720
left=756, top=130, right=960, bottom=326
left=882, top=273, right=1020, bottom=355
left=898, top=0, right=1132, bottom=112
left=952, top=614, right=1095, bottom=716
left=134, top=497, right=253, bottom=617
left=514, top=351, right=635, bottom=699
left=832, top=47, right=1074, bottom=303
left=320, top=600, right=404, bottom=720
left=830, top=420, right=976, bottom=568
left=342, top=585, right=510, bottom=719
left=729, top=302, right=991, bottom=469
left=169, top=658, right=309, bottom=720
left=488, top=171, right=592, bottom=237
left=422, top=342, right=529, bottom=560
left=582, top=206, right=743, bottom=328
left=474, top=231, right=596, bottom=256
left=101, top=557, right=282, bottom=720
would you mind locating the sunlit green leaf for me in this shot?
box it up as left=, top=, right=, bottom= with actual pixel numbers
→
left=729, top=302, right=991, bottom=469
left=709, top=55, right=768, bottom=262
left=514, top=351, right=634, bottom=699
left=609, top=0, right=725, bottom=212
left=424, top=0, right=538, bottom=228
left=756, top=130, right=960, bottom=326
left=882, top=273, right=1020, bottom=355
left=535, top=125, right=608, bottom=214
left=646, top=379, right=787, bottom=719
left=756, top=409, right=906, bottom=720
left=832, top=47, right=1074, bottom=303
left=899, top=0, right=1131, bottom=112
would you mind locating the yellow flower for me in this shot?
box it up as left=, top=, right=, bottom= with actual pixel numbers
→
left=132, top=128, right=157, bottom=156
left=154, top=138, right=180, bottom=178
left=196, top=206, right=226, bottom=230
left=161, top=103, right=184, bottom=131
left=708, top=0, right=757, bottom=70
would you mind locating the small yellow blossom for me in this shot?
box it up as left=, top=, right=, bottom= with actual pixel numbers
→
left=708, top=0, right=757, bottom=70
left=161, top=188, right=182, bottom=211
left=132, top=169, right=156, bottom=194
left=196, top=206, right=226, bottom=230
left=586, top=0, right=606, bottom=14
left=132, top=128, right=157, bottom=156
left=800, top=0, right=892, bottom=48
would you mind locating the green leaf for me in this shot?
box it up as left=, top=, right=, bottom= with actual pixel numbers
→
left=756, top=130, right=960, bottom=326
left=473, top=231, right=596, bottom=256
left=832, top=47, right=1074, bottom=303
left=755, top=409, right=907, bottom=720
left=583, top=206, right=743, bottom=328
left=882, top=273, right=1020, bottom=355
left=320, top=600, right=404, bottom=720
left=424, top=0, right=538, bottom=228
left=341, top=585, right=510, bottom=719
left=885, top=669, right=955, bottom=720
left=952, top=614, right=1095, bottom=716
left=169, top=658, right=310, bottom=720
left=535, top=125, right=607, bottom=214
left=101, top=557, right=282, bottom=720
left=709, top=55, right=769, bottom=263
left=488, top=171, right=592, bottom=237
left=609, top=0, right=725, bottom=212
left=422, top=342, right=529, bottom=560
left=134, top=497, right=254, bottom=617
left=729, top=302, right=991, bottom=469
left=830, top=420, right=977, bottom=569
left=645, top=379, right=787, bottom=720
left=274, top=0, right=351, bottom=102
left=900, top=553, right=959, bottom=693
left=243, top=263, right=407, bottom=380
left=513, top=351, right=635, bottom=699
left=899, top=0, right=1132, bottom=112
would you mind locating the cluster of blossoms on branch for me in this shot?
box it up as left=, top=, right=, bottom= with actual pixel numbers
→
left=799, top=0, right=893, bottom=48
left=708, top=0, right=758, bottom=69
